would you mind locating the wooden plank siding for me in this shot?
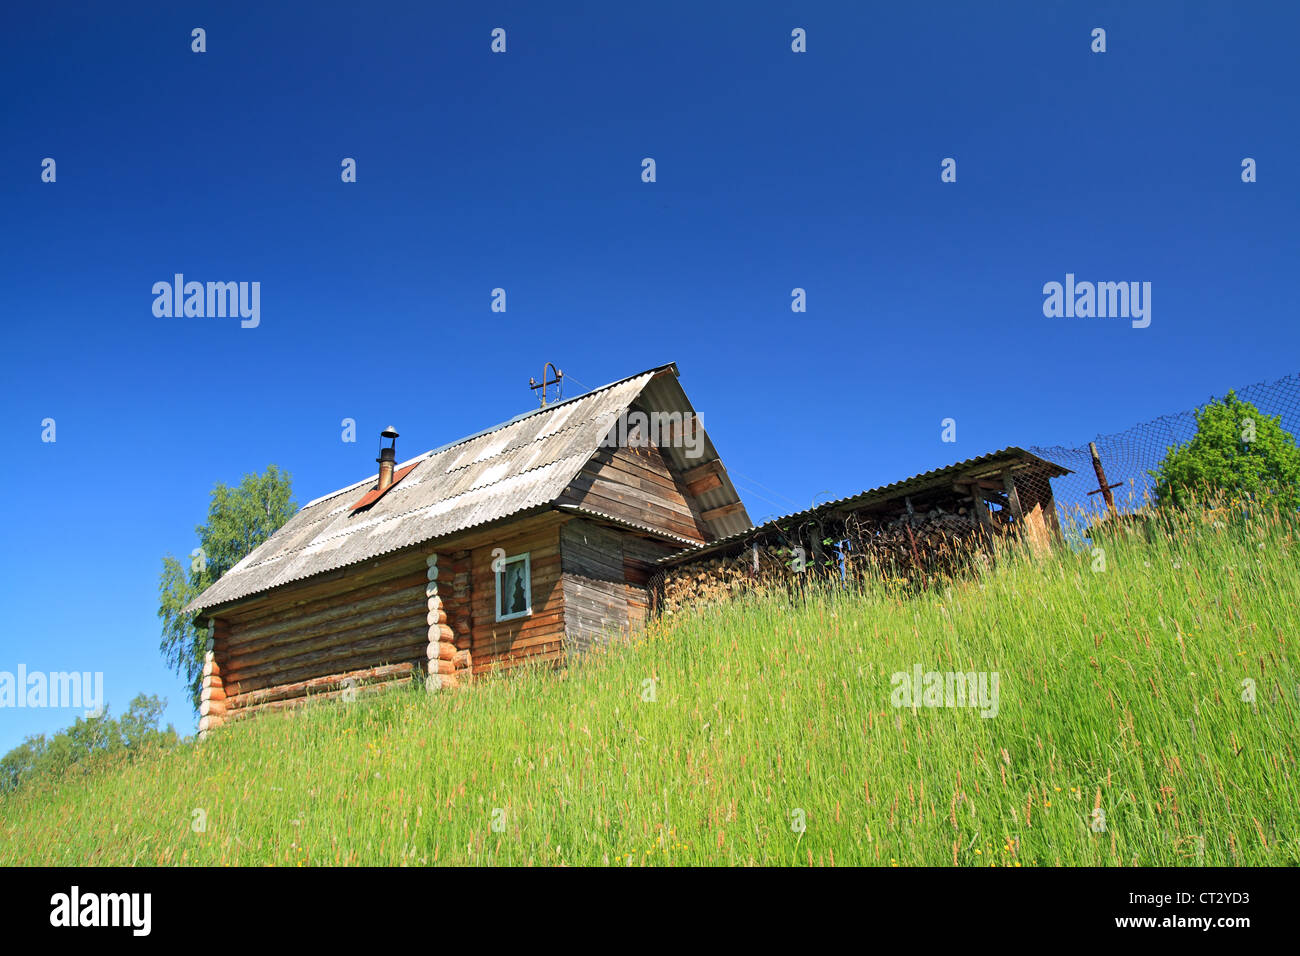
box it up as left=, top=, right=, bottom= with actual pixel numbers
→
left=559, top=518, right=683, bottom=652
left=560, top=519, right=628, bottom=654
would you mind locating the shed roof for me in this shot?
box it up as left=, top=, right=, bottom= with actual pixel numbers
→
left=186, top=363, right=749, bottom=614
left=657, top=447, right=1071, bottom=566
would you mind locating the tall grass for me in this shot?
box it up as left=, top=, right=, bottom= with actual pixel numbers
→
left=2, top=503, right=1297, bottom=866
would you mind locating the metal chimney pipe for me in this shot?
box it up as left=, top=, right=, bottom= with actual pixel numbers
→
left=376, top=426, right=399, bottom=492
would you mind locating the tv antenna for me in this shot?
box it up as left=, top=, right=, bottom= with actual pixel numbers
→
left=529, top=363, right=564, bottom=407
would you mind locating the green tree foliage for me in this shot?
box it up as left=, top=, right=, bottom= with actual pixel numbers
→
left=0, top=736, right=46, bottom=794
left=1150, top=391, right=1300, bottom=510
left=0, top=694, right=179, bottom=794
left=158, top=466, right=296, bottom=712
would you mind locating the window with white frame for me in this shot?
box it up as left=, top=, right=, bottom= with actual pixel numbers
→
left=495, top=552, right=532, bottom=622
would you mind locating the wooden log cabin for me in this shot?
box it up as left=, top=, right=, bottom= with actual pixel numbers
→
left=185, top=363, right=752, bottom=736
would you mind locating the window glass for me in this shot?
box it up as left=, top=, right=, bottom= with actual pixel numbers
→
left=496, top=553, right=531, bottom=621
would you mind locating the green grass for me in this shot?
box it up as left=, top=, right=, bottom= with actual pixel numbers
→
left=3, top=504, right=1298, bottom=866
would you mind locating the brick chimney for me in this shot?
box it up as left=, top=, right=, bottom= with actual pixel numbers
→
left=376, top=426, right=399, bottom=492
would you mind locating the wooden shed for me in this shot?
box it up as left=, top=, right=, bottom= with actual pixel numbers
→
left=651, top=447, right=1071, bottom=615
left=185, top=363, right=751, bottom=736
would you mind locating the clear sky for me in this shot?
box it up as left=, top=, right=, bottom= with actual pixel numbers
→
left=2, top=1, right=1297, bottom=750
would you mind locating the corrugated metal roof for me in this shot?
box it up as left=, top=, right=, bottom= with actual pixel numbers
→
left=657, top=447, right=1072, bottom=565
left=186, top=363, right=750, bottom=614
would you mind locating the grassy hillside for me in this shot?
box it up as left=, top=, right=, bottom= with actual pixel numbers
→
left=3, top=504, right=1298, bottom=866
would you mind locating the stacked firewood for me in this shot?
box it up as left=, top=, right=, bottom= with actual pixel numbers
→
left=846, top=505, right=984, bottom=578
left=654, top=554, right=790, bottom=616
left=653, top=503, right=997, bottom=615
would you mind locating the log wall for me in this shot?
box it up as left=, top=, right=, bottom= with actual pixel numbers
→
left=199, top=510, right=690, bottom=733
left=206, top=550, right=430, bottom=730
left=197, top=621, right=227, bottom=739
left=423, top=551, right=473, bottom=691
left=440, top=549, right=475, bottom=681
left=468, top=514, right=567, bottom=675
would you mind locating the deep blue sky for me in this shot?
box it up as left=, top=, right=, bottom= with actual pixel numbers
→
left=2, top=2, right=1296, bottom=749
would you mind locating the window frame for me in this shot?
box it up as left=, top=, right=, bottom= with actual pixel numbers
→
left=495, top=551, right=533, bottom=622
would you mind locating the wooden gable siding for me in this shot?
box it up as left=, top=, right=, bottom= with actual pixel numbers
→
left=468, top=513, right=567, bottom=675
left=557, top=440, right=709, bottom=544
left=215, top=549, right=428, bottom=717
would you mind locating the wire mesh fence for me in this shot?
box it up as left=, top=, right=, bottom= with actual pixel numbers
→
left=1028, top=370, right=1300, bottom=522
left=647, top=370, right=1300, bottom=616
